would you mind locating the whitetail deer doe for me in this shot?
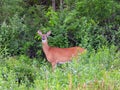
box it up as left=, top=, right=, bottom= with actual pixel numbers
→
left=37, top=30, right=86, bottom=70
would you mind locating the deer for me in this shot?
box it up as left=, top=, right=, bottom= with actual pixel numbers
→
left=37, top=30, right=86, bottom=71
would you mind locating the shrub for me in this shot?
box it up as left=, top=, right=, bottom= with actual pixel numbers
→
left=1, top=55, right=38, bottom=87
left=0, top=14, right=33, bottom=56
left=0, top=0, right=24, bottom=24
left=0, top=46, right=120, bottom=89
left=40, top=9, right=108, bottom=50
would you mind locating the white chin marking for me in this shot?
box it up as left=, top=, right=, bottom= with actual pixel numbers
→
left=42, top=40, right=47, bottom=43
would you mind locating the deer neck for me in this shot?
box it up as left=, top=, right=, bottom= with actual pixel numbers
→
left=42, top=40, right=50, bottom=53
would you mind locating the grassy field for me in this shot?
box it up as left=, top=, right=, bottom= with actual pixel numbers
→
left=0, top=46, right=120, bottom=90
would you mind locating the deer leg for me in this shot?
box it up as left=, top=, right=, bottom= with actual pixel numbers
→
left=51, top=62, right=56, bottom=71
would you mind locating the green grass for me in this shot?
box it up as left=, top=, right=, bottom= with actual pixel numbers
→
left=0, top=46, right=120, bottom=90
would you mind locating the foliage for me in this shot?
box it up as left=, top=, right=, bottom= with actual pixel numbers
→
left=0, top=0, right=120, bottom=89
left=0, top=14, right=30, bottom=55
left=43, top=8, right=120, bottom=50
left=0, top=0, right=120, bottom=57
left=0, top=46, right=120, bottom=89
left=0, top=0, right=24, bottom=24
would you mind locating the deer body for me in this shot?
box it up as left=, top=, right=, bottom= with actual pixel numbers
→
left=38, top=30, right=85, bottom=70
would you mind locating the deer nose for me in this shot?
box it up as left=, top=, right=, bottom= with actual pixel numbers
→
left=42, top=36, right=46, bottom=40
left=42, top=38, right=45, bottom=40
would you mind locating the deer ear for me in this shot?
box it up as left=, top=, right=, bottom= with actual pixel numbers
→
left=37, top=30, right=42, bottom=36
left=47, top=31, right=51, bottom=37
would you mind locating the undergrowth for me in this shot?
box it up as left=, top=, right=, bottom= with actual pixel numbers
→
left=0, top=46, right=120, bottom=90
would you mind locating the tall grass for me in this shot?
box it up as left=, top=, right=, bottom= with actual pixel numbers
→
left=0, top=46, right=120, bottom=90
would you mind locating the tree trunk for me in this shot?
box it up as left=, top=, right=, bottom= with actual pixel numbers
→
left=60, top=0, right=63, bottom=10
left=52, top=0, right=55, bottom=11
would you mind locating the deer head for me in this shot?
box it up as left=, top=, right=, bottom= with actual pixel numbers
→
left=37, top=30, right=51, bottom=43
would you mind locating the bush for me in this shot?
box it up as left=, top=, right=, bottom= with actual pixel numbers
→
left=1, top=55, right=38, bottom=87
left=40, top=9, right=108, bottom=50
left=0, top=0, right=24, bottom=24
left=0, top=46, right=120, bottom=89
left=0, top=14, right=30, bottom=55
left=1, top=0, right=120, bottom=57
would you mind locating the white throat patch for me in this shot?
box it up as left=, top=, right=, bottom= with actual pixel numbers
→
left=42, top=40, right=47, bottom=43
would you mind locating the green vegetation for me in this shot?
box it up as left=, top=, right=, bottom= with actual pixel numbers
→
left=0, top=0, right=120, bottom=89
left=0, top=46, right=120, bottom=89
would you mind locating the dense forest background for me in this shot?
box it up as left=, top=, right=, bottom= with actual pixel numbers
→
left=0, top=0, right=120, bottom=57
left=0, top=0, right=120, bottom=89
